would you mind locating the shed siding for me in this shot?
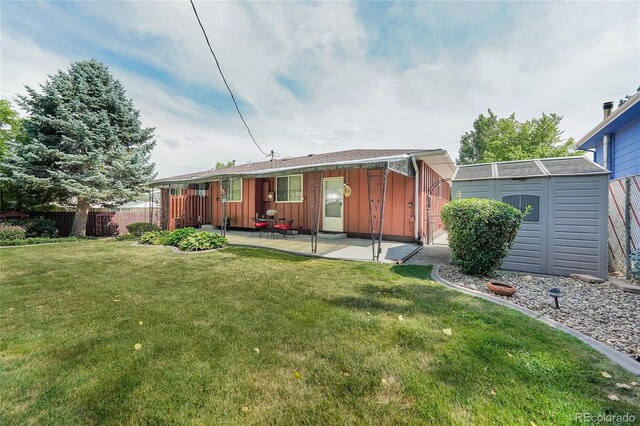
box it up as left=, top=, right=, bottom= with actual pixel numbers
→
left=548, top=176, right=608, bottom=279
left=612, top=117, right=640, bottom=178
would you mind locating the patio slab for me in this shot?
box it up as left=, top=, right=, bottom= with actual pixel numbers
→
left=206, top=229, right=420, bottom=263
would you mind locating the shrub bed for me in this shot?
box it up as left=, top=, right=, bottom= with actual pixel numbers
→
left=164, top=227, right=197, bottom=246
left=137, top=228, right=227, bottom=251
left=177, top=232, right=228, bottom=251
left=0, top=225, right=27, bottom=240
left=0, top=237, right=94, bottom=246
left=139, top=230, right=170, bottom=245
left=0, top=218, right=58, bottom=237
left=441, top=198, right=524, bottom=275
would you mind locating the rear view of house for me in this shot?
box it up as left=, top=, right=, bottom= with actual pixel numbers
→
left=151, top=149, right=455, bottom=245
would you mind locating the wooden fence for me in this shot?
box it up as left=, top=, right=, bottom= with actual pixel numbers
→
left=168, top=194, right=210, bottom=231
left=5, top=210, right=160, bottom=237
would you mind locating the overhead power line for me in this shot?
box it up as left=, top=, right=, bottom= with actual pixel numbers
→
left=188, top=0, right=268, bottom=157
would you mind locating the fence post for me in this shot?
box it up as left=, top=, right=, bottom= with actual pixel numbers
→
left=625, top=177, right=631, bottom=279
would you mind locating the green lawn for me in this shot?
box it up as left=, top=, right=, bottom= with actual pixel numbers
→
left=1, top=240, right=638, bottom=424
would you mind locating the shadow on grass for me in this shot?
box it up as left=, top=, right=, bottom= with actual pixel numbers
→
left=226, top=246, right=312, bottom=262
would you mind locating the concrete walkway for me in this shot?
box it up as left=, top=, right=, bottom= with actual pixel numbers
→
left=208, top=230, right=420, bottom=263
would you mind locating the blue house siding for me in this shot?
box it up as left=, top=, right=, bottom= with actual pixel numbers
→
left=612, top=117, right=640, bottom=178
left=585, top=116, right=639, bottom=179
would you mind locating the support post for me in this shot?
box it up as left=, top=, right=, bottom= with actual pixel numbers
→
left=367, top=169, right=376, bottom=260
left=376, top=166, right=389, bottom=261
left=312, top=171, right=324, bottom=254
left=625, top=177, right=631, bottom=279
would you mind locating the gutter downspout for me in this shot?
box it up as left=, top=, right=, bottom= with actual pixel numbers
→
left=411, top=156, right=420, bottom=241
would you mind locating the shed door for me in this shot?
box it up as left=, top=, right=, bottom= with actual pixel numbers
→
left=323, top=177, right=344, bottom=232
left=496, top=179, right=548, bottom=275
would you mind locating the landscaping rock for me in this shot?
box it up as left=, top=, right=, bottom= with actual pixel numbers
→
left=439, top=265, right=640, bottom=359
left=570, top=273, right=605, bottom=284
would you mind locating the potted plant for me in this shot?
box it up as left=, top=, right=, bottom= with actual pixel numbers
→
left=266, top=209, right=277, bottom=218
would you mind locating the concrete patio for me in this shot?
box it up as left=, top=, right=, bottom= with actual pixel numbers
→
left=204, top=229, right=422, bottom=263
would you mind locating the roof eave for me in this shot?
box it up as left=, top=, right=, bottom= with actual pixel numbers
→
left=577, top=91, right=640, bottom=149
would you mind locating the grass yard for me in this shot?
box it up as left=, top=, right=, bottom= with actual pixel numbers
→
left=1, top=240, right=639, bottom=424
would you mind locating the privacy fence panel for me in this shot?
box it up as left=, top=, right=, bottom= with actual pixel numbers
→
left=608, top=174, right=640, bottom=277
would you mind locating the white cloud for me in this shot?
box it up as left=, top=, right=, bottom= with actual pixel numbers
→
left=1, top=1, right=638, bottom=178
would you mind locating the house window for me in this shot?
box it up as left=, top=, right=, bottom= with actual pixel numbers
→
left=502, top=194, right=539, bottom=222
left=170, top=184, right=186, bottom=196
left=196, top=183, right=208, bottom=197
left=221, top=178, right=242, bottom=202
left=276, top=175, right=303, bottom=202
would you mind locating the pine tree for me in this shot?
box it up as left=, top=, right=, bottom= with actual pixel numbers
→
left=3, top=59, right=156, bottom=235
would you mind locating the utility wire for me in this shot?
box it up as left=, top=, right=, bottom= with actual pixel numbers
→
left=188, top=0, right=268, bottom=157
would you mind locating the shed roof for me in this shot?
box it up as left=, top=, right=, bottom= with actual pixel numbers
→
left=152, top=148, right=455, bottom=185
left=452, top=156, right=609, bottom=181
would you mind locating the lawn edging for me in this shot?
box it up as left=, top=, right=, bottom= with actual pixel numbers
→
left=431, top=265, right=640, bottom=376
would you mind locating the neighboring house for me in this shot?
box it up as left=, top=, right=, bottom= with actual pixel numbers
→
left=577, top=91, right=640, bottom=178
left=452, top=157, right=610, bottom=279
left=151, top=149, right=456, bottom=244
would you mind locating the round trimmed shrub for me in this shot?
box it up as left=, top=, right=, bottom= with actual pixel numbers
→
left=177, top=232, right=228, bottom=251
left=441, top=198, right=524, bottom=276
left=126, top=222, right=160, bottom=237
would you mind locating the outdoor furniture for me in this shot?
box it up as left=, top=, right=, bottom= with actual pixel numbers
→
left=274, top=219, right=295, bottom=239
left=251, top=217, right=270, bottom=238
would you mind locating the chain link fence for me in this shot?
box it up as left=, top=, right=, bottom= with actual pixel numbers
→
left=608, top=174, right=640, bottom=278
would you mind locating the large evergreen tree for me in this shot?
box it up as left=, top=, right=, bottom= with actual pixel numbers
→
left=3, top=59, right=156, bottom=235
left=457, top=109, right=579, bottom=165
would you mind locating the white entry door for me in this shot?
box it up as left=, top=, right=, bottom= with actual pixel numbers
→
left=323, top=177, right=344, bottom=232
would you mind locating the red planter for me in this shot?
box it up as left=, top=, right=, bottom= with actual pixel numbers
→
left=487, top=282, right=516, bottom=296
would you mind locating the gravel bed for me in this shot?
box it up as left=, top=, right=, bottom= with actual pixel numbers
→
left=439, top=264, right=640, bottom=358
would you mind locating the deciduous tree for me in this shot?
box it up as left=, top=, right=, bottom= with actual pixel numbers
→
left=457, top=109, right=579, bottom=165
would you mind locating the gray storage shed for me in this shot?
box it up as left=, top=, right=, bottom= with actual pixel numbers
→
left=452, top=157, right=610, bottom=279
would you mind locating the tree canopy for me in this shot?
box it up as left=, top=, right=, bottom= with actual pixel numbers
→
left=457, top=109, right=579, bottom=165
left=618, top=86, right=639, bottom=107
left=215, top=160, right=236, bottom=170
left=2, top=59, right=156, bottom=235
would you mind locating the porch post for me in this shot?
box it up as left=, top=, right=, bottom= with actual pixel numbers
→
left=376, top=165, right=389, bottom=261
left=367, top=169, right=376, bottom=260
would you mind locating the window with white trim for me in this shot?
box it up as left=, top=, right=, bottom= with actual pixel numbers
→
left=221, top=178, right=242, bottom=202
left=276, top=175, right=303, bottom=202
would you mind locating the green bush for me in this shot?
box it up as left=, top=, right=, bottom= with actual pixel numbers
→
left=441, top=198, right=524, bottom=275
left=165, top=227, right=197, bottom=246
left=177, top=232, right=228, bottom=251
left=0, top=218, right=58, bottom=237
left=0, top=225, right=26, bottom=240
left=126, top=222, right=160, bottom=237
left=139, top=230, right=170, bottom=245
left=631, top=250, right=640, bottom=282
left=24, top=218, right=58, bottom=237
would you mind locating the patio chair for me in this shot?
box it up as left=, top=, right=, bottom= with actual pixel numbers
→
left=251, top=217, right=270, bottom=238
left=274, top=219, right=295, bottom=239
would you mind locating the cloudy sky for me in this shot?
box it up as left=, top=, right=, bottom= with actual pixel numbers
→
left=1, top=1, right=638, bottom=178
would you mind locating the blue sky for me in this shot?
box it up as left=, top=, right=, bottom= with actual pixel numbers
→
left=2, top=1, right=638, bottom=177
